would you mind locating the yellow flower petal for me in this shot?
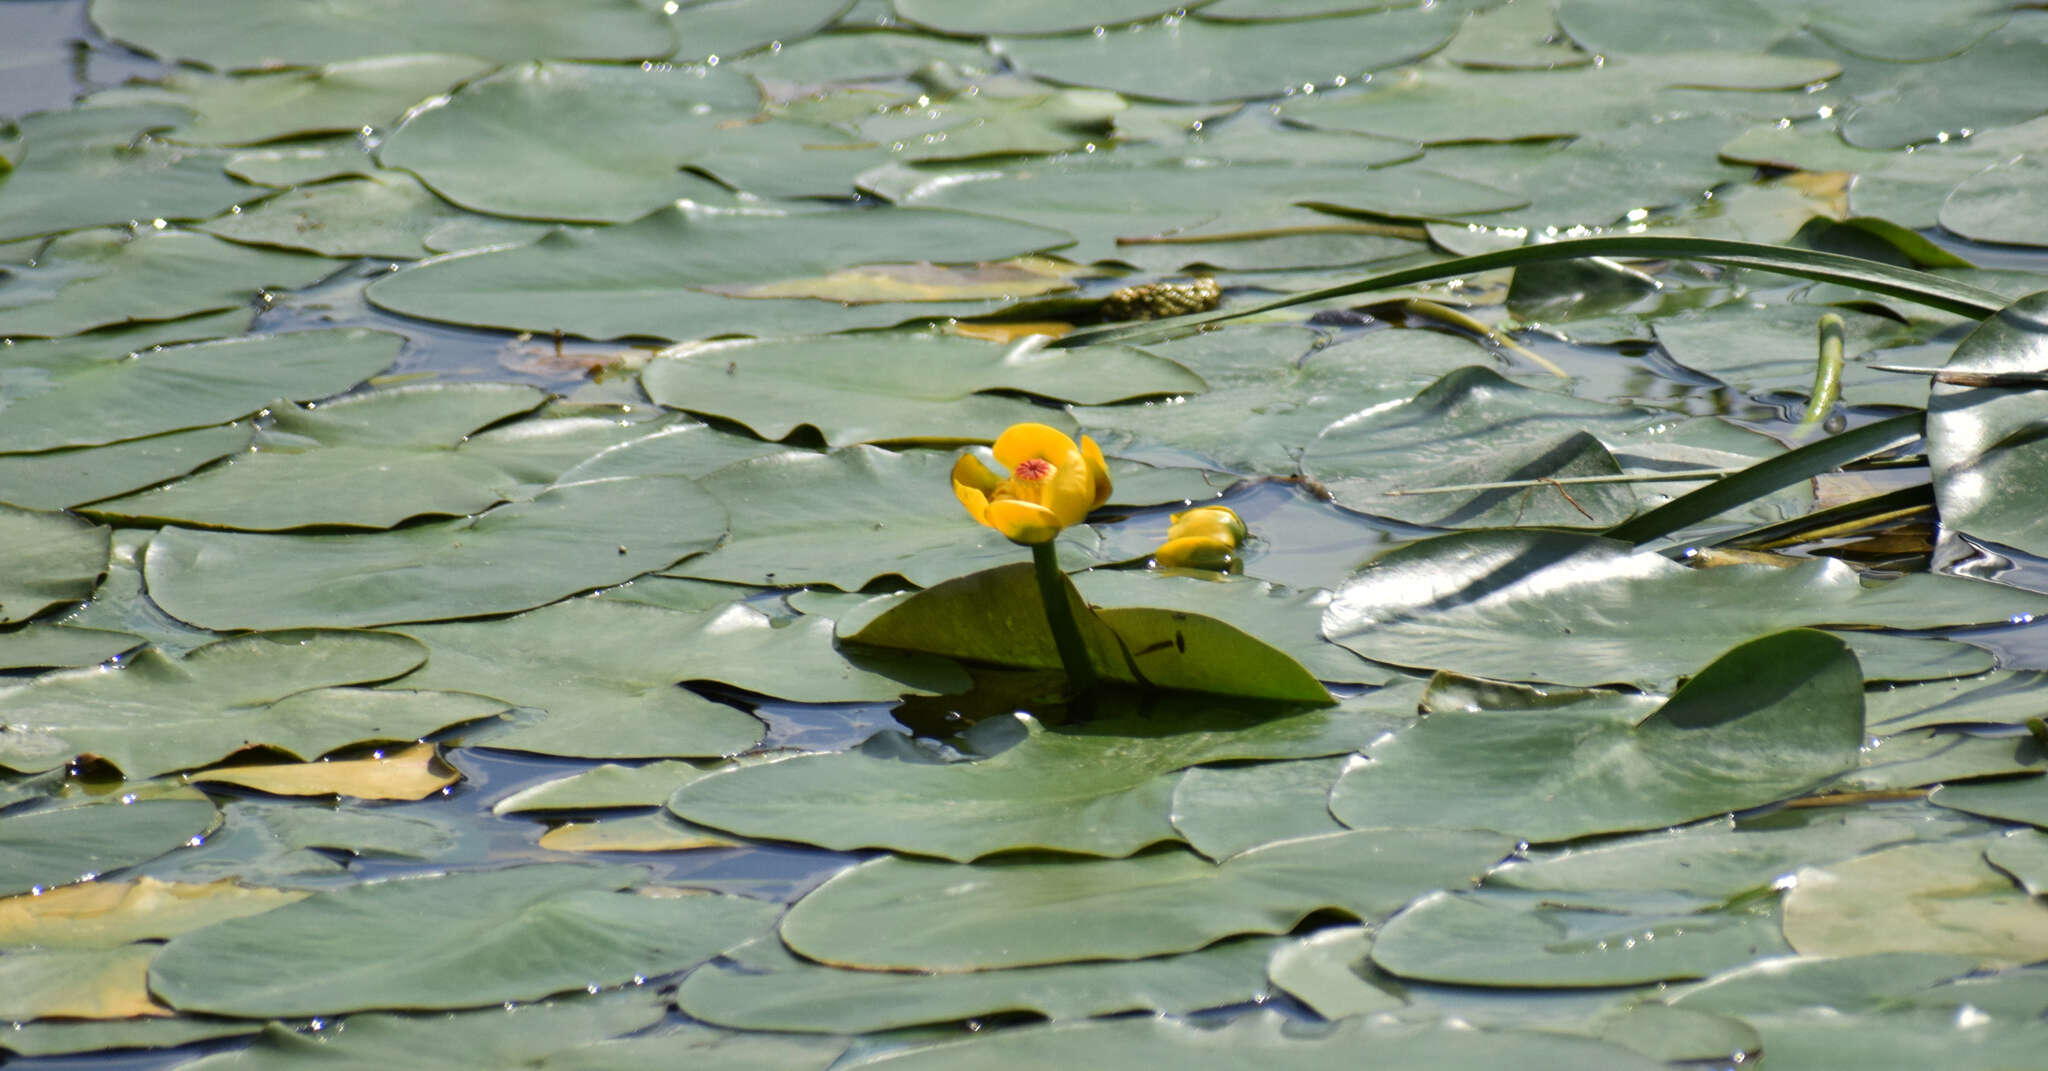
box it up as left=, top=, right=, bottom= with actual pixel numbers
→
left=983, top=499, right=1065, bottom=544
left=1081, top=435, right=1112, bottom=509
left=991, top=423, right=1082, bottom=475
left=951, top=454, right=1002, bottom=527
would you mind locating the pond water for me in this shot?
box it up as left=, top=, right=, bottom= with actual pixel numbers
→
left=8, top=1, right=2048, bottom=1068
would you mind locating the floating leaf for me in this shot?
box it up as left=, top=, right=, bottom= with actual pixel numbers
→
left=1074, top=570, right=1394, bottom=686
left=1928, top=290, right=2048, bottom=560
left=189, top=742, right=463, bottom=801
left=678, top=933, right=1277, bottom=1034
left=115, top=56, right=496, bottom=147
left=0, top=945, right=168, bottom=1020
left=0, top=328, right=400, bottom=453
left=365, top=203, right=1071, bottom=342
left=1782, top=838, right=2048, bottom=967
left=0, top=877, right=306, bottom=949
left=665, top=0, right=851, bottom=62
left=1321, top=530, right=2048, bottom=687
left=1264, top=925, right=1405, bottom=1019
left=0, top=631, right=454, bottom=779
left=0, top=424, right=252, bottom=512
left=89, top=0, right=676, bottom=70
left=669, top=703, right=1389, bottom=860
left=895, top=0, right=1195, bottom=35
left=1169, top=755, right=1351, bottom=861
left=0, top=106, right=255, bottom=243
left=0, top=624, right=142, bottom=671
left=493, top=761, right=710, bottom=814
left=780, top=829, right=1509, bottom=970
left=538, top=812, right=738, bottom=853
left=1329, top=631, right=1865, bottom=842
left=0, top=795, right=219, bottom=897
left=0, top=1015, right=258, bottom=1058
left=642, top=332, right=1201, bottom=447
left=0, top=505, right=108, bottom=625
left=1931, top=777, right=2048, bottom=829
left=1370, top=888, right=1791, bottom=987
left=0, top=229, right=337, bottom=338
left=149, top=864, right=780, bottom=1016
left=196, top=170, right=482, bottom=259
left=145, top=474, right=728, bottom=630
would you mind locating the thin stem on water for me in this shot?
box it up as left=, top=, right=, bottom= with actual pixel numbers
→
left=1030, top=541, right=1099, bottom=696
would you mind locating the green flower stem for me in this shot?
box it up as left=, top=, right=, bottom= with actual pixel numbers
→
left=1030, top=541, right=1099, bottom=696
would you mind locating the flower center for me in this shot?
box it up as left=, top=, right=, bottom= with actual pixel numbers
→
left=1012, top=458, right=1055, bottom=482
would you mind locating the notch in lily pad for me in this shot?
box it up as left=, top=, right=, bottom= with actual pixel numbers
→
left=841, top=423, right=1329, bottom=708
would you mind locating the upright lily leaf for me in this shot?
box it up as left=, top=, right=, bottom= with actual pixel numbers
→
left=0, top=506, right=108, bottom=625
left=364, top=204, right=1072, bottom=342
left=149, top=865, right=779, bottom=1015
left=144, top=474, right=728, bottom=630
left=1329, top=630, right=1865, bottom=842
left=780, top=829, right=1509, bottom=970
left=841, top=561, right=1332, bottom=702
left=1321, top=530, right=2048, bottom=687
left=0, top=794, right=219, bottom=897
left=88, top=0, right=677, bottom=70
left=1928, top=290, right=2048, bottom=560
left=0, top=631, right=483, bottom=779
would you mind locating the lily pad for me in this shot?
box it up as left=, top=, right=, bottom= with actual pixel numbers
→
left=1928, top=290, right=2048, bottom=560
left=88, top=0, right=677, bottom=70
left=0, top=103, right=254, bottom=242
left=895, top=0, right=1200, bottom=35
left=780, top=829, right=1509, bottom=970
left=0, top=794, right=219, bottom=897
left=1263, top=925, right=1406, bottom=1019
left=0, top=424, right=253, bottom=511
left=214, top=799, right=473, bottom=862
left=0, top=327, right=398, bottom=453
left=1370, top=888, right=1792, bottom=987
left=118, top=56, right=496, bottom=147
left=668, top=702, right=1392, bottom=860
left=1169, top=755, right=1352, bottom=861
left=0, top=877, right=305, bottom=949
left=1651, top=300, right=1945, bottom=409
left=364, top=203, right=1072, bottom=342
left=0, top=631, right=477, bottom=779
left=0, top=505, right=109, bottom=625
left=1329, top=630, right=1865, bottom=842
left=1074, top=570, right=1394, bottom=685
left=677, top=933, right=1277, bottom=1034
left=0, top=945, right=167, bottom=1020
left=1782, top=838, right=2048, bottom=967
left=0, top=624, right=143, bottom=671
left=1321, top=530, right=2048, bottom=688
left=196, top=170, right=482, bottom=260
left=144, top=473, right=728, bottom=630
left=148, top=864, right=780, bottom=1015
left=642, top=332, right=1202, bottom=447
left=666, top=0, right=852, bottom=62
left=493, top=761, right=711, bottom=814
left=189, top=742, right=464, bottom=801
left=538, top=812, right=738, bottom=853
left=0, top=229, right=337, bottom=339
left=1931, top=777, right=2048, bottom=829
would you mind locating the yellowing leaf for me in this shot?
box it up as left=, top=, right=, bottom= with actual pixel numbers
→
left=703, top=258, right=1077, bottom=303
left=0, top=877, right=306, bottom=949
left=0, top=945, right=170, bottom=1020
left=951, top=320, right=1074, bottom=342
left=1783, top=839, right=2048, bottom=968
left=187, top=743, right=460, bottom=801
left=538, top=813, right=739, bottom=853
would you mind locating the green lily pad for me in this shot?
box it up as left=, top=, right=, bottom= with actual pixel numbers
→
left=84, top=383, right=546, bottom=530
left=1370, top=887, right=1791, bottom=987
left=494, top=761, right=711, bottom=814
left=0, top=623, right=142, bottom=671
left=196, top=170, right=482, bottom=259
left=1940, top=156, right=2048, bottom=249
left=144, top=473, right=728, bottom=630
left=46, top=530, right=217, bottom=658
left=118, top=56, right=495, bottom=147
left=847, top=86, right=1127, bottom=164
left=1074, top=570, right=1395, bottom=686
left=220, top=799, right=473, bottom=862
left=668, top=701, right=1391, bottom=860
left=993, top=8, right=1465, bottom=103
left=0, top=105, right=257, bottom=243
left=780, top=829, right=1509, bottom=970
left=375, top=62, right=782, bottom=223
left=1864, top=671, right=2037, bottom=731
left=1928, top=290, right=2048, bottom=560
left=1667, top=951, right=1983, bottom=1015
left=88, top=0, right=676, bottom=70
left=666, top=0, right=851, bottom=62
left=0, top=794, right=219, bottom=897
left=1782, top=838, right=2048, bottom=967
left=840, top=561, right=1332, bottom=701
left=678, top=933, right=1276, bottom=1033
left=1723, top=1007, right=2048, bottom=1071
left=175, top=994, right=670, bottom=1068
left=364, top=203, right=1072, bottom=342
left=1986, top=830, right=2048, bottom=895
left=0, top=1016, right=259, bottom=1058
left=0, top=631, right=511, bottom=779
left=1263, top=925, right=1406, bottom=1019
left=0, top=327, right=398, bottom=453
left=1169, top=755, right=1352, bottom=861
left=1075, top=326, right=1502, bottom=475
left=149, top=864, right=778, bottom=1016
left=1330, top=630, right=1865, bottom=843
left=498, top=1022, right=848, bottom=1071
left=0, top=505, right=109, bottom=625
left=389, top=597, right=918, bottom=760
left=839, top=1009, right=1672, bottom=1070
left=1931, top=777, right=2048, bottom=828
left=1651, top=300, right=1947, bottom=409
left=1839, top=34, right=2048, bottom=150
left=643, top=332, right=1202, bottom=447
left=896, top=0, right=1199, bottom=35
left=1554, top=0, right=1789, bottom=54
left=0, top=424, right=253, bottom=511
left=726, top=28, right=995, bottom=85
left=0, top=229, right=337, bottom=339
left=1836, top=729, right=2042, bottom=792
left=676, top=447, right=1101, bottom=589
left=1321, top=530, right=2048, bottom=688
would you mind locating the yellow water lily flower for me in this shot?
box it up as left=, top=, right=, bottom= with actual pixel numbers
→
left=1152, top=505, right=1248, bottom=573
left=952, top=423, right=1112, bottom=545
